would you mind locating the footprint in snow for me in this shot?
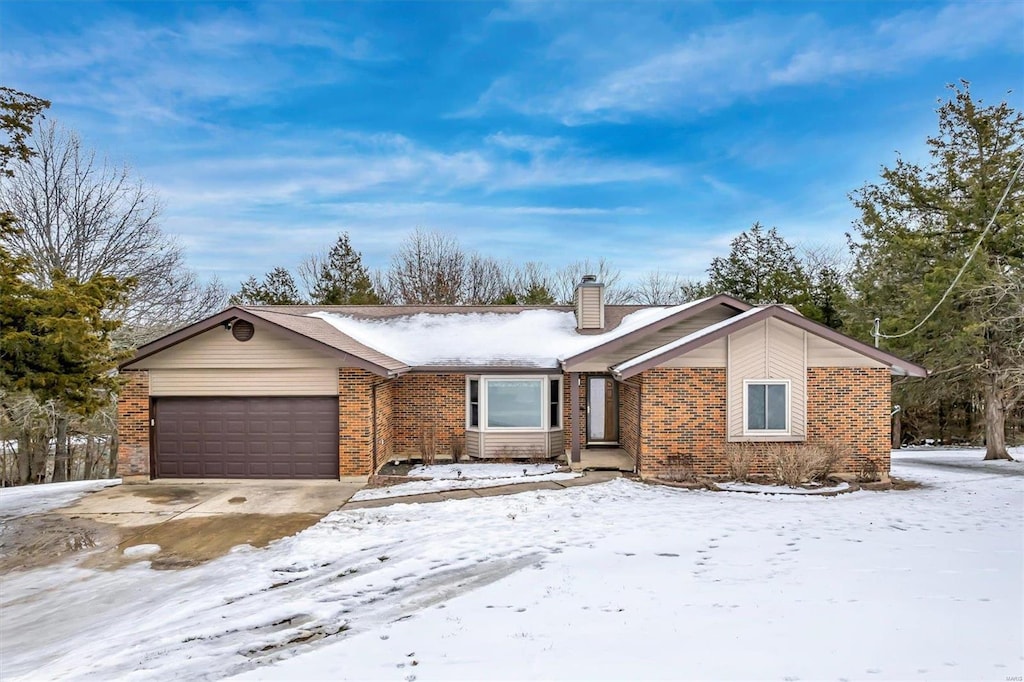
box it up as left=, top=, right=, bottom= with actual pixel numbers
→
left=655, top=553, right=679, bottom=557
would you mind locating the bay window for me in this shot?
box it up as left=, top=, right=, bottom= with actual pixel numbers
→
left=467, top=376, right=561, bottom=430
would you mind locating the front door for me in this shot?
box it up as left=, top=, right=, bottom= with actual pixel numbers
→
left=587, top=376, right=619, bottom=445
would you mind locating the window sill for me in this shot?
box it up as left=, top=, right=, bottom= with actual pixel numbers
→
left=728, top=434, right=806, bottom=443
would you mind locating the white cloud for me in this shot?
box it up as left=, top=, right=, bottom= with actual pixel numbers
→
left=471, top=2, right=1024, bottom=123
left=1, top=9, right=380, bottom=126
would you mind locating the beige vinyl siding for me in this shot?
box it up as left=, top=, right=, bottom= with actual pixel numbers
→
left=548, top=428, right=565, bottom=456
left=661, top=338, right=727, bottom=367
left=766, top=319, right=806, bottom=437
left=807, top=336, right=888, bottom=368
left=149, top=368, right=338, bottom=396
left=569, top=306, right=737, bottom=372
left=466, top=430, right=482, bottom=457
left=576, top=287, right=604, bottom=329
left=727, top=319, right=806, bottom=440
left=133, top=323, right=341, bottom=369
left=479, top=431, right=549, bottom=458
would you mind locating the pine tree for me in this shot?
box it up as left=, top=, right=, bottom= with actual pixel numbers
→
left=705, top=223, right=814, bottom=311
left=848, top=82, right=1023, bottom=460
left=309, top=232, right=380, bottom=305
left=229, top=267, right=304, bottom=305
left=1, top=226, right=131, bottom=480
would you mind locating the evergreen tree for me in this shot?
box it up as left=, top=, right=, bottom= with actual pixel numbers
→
left=309, top=232, right=380, bottom=305
left=705, top=223, right=814, bottom=312
left=806, top=264, right=848, bottom=330
left=229, top=267, right=304, bottom=305
left=519, top=282, right=556, bottom=305
left=1, top=224, right=131, bottom=480
left=848, top=82, right=1023, bottom=460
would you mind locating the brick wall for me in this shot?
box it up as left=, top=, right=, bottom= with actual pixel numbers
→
left=338, top=369, right=383, bottom=476
left=806, top=367, right=890, bottom=476
left=117, top=370, right=151, bottom=477
left=373, top=378, right=395, bottom=471
left=390, top=373, right=466, bottom=459
left=619, top=376, right=642, bottom=465
left=636, top=367, right=891, bottom=480
left=562, top=372, right=584, bottom=450
left=640, top=368, right=727, bottom=478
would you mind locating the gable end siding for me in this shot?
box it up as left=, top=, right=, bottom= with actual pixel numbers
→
left=727, top=318, right=806, bottom=440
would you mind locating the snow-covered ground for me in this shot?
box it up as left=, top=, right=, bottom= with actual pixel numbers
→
left=352, top=463, right=580, bottom=501
left=0, top=478, right=119, bottom=521
left=1, top=449, right=1021, bottom=681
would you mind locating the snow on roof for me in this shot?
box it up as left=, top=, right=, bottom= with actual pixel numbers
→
left=309, top=298, right=712, bottom=368
left=611, top=306, right=767, bottom=375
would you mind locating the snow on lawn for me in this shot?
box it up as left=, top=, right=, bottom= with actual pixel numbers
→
left=716, top=480, right=850, bottom=494
left=0, top=479, right=119, bottom=521
left=351, top=463, right=580, bottom=501
left=1, top=449, right=1022, bottom=681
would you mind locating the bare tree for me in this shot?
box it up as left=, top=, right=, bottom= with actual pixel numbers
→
left=0, top=121, right=223, bottom=343
left=502, top=261, right=556, bottom=304
left=630, top=270, right=705, bottom=305
left=463, top=253, right=507, bottom=304
left=1, top=120, right=225, bottom=482
left=385, top=228, right=466, bottom=304
left=553, top=258, right=629, bottom=304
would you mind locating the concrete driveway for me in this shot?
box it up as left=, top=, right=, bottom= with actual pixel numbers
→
left=57, top=479, right=363, bottom=526
left=3, top=480, right=362, bottom=572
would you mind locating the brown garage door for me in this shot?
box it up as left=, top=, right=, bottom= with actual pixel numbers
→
left=154, top=397, right=338, bottom=479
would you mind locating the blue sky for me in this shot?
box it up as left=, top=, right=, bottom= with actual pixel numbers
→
left=2, top=1, right=1022, bottom=289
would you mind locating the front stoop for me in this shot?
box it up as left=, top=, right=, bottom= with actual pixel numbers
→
left=569, top=448, right=636, bottom=473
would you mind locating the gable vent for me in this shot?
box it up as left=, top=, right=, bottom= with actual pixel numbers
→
left=231, top=319, right=255, bottom=342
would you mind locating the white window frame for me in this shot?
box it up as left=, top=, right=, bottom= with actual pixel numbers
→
left=466, top=375, right=562, bottom=432
left=743, top=379, right=791, bottom=436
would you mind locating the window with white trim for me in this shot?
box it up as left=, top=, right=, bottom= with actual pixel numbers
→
left=744, top=380, right=789, bottom=434
left=468, top=379, right=480, bottom=427
left=466, top=376, right=561, bottom=430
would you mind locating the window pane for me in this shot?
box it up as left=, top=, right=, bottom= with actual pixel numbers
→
left=766, top=384, right=787, bottom=430
left=487, top=380, right=543, bottom=428
left=549, top=379, right=560, bottom=428
left=747, top=384, right=766, bottom=430
left=468, top=380, right=479, bottom=427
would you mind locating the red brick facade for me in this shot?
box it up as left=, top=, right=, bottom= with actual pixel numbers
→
left=633, top=367, right=891, bottom=480
left=618, top=376, right=642, bottom=467
left=637, top=368, right=727, bottom=477
left=117, top=370, right=151, bottom=477
left=338, top=369, right=393, bottom=476
left=389, top=373, right=466, bottom=461
left=806, top=367, right=891, bottom=476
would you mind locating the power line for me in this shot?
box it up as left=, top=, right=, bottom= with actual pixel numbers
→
left=874, top=155, right=1024, bottom=344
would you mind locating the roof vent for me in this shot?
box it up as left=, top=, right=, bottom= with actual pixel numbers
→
left=574, top=275, right=605, bottom=331
left=231, top=319, right=255, bottom=342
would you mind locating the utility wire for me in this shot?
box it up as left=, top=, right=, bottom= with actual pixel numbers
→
left=876, top=155, right=1024, bottom=341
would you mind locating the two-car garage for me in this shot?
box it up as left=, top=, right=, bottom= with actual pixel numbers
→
left=152, top=397, right=339, bottom=479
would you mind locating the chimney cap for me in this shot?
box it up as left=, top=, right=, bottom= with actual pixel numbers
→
left=580, top=274, right=599, bottom=284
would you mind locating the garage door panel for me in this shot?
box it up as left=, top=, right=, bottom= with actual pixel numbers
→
left=154, top=397, right=339, bottom=479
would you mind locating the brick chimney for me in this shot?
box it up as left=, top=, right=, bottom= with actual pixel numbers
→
left=574, top=274, right=605, bottom=330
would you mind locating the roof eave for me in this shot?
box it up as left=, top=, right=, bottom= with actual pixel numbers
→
left=560, top=294, right=753, bottom=368
left=611, top=306, right=929, bottom=380
left=119, top=307, right=399, bottom=377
